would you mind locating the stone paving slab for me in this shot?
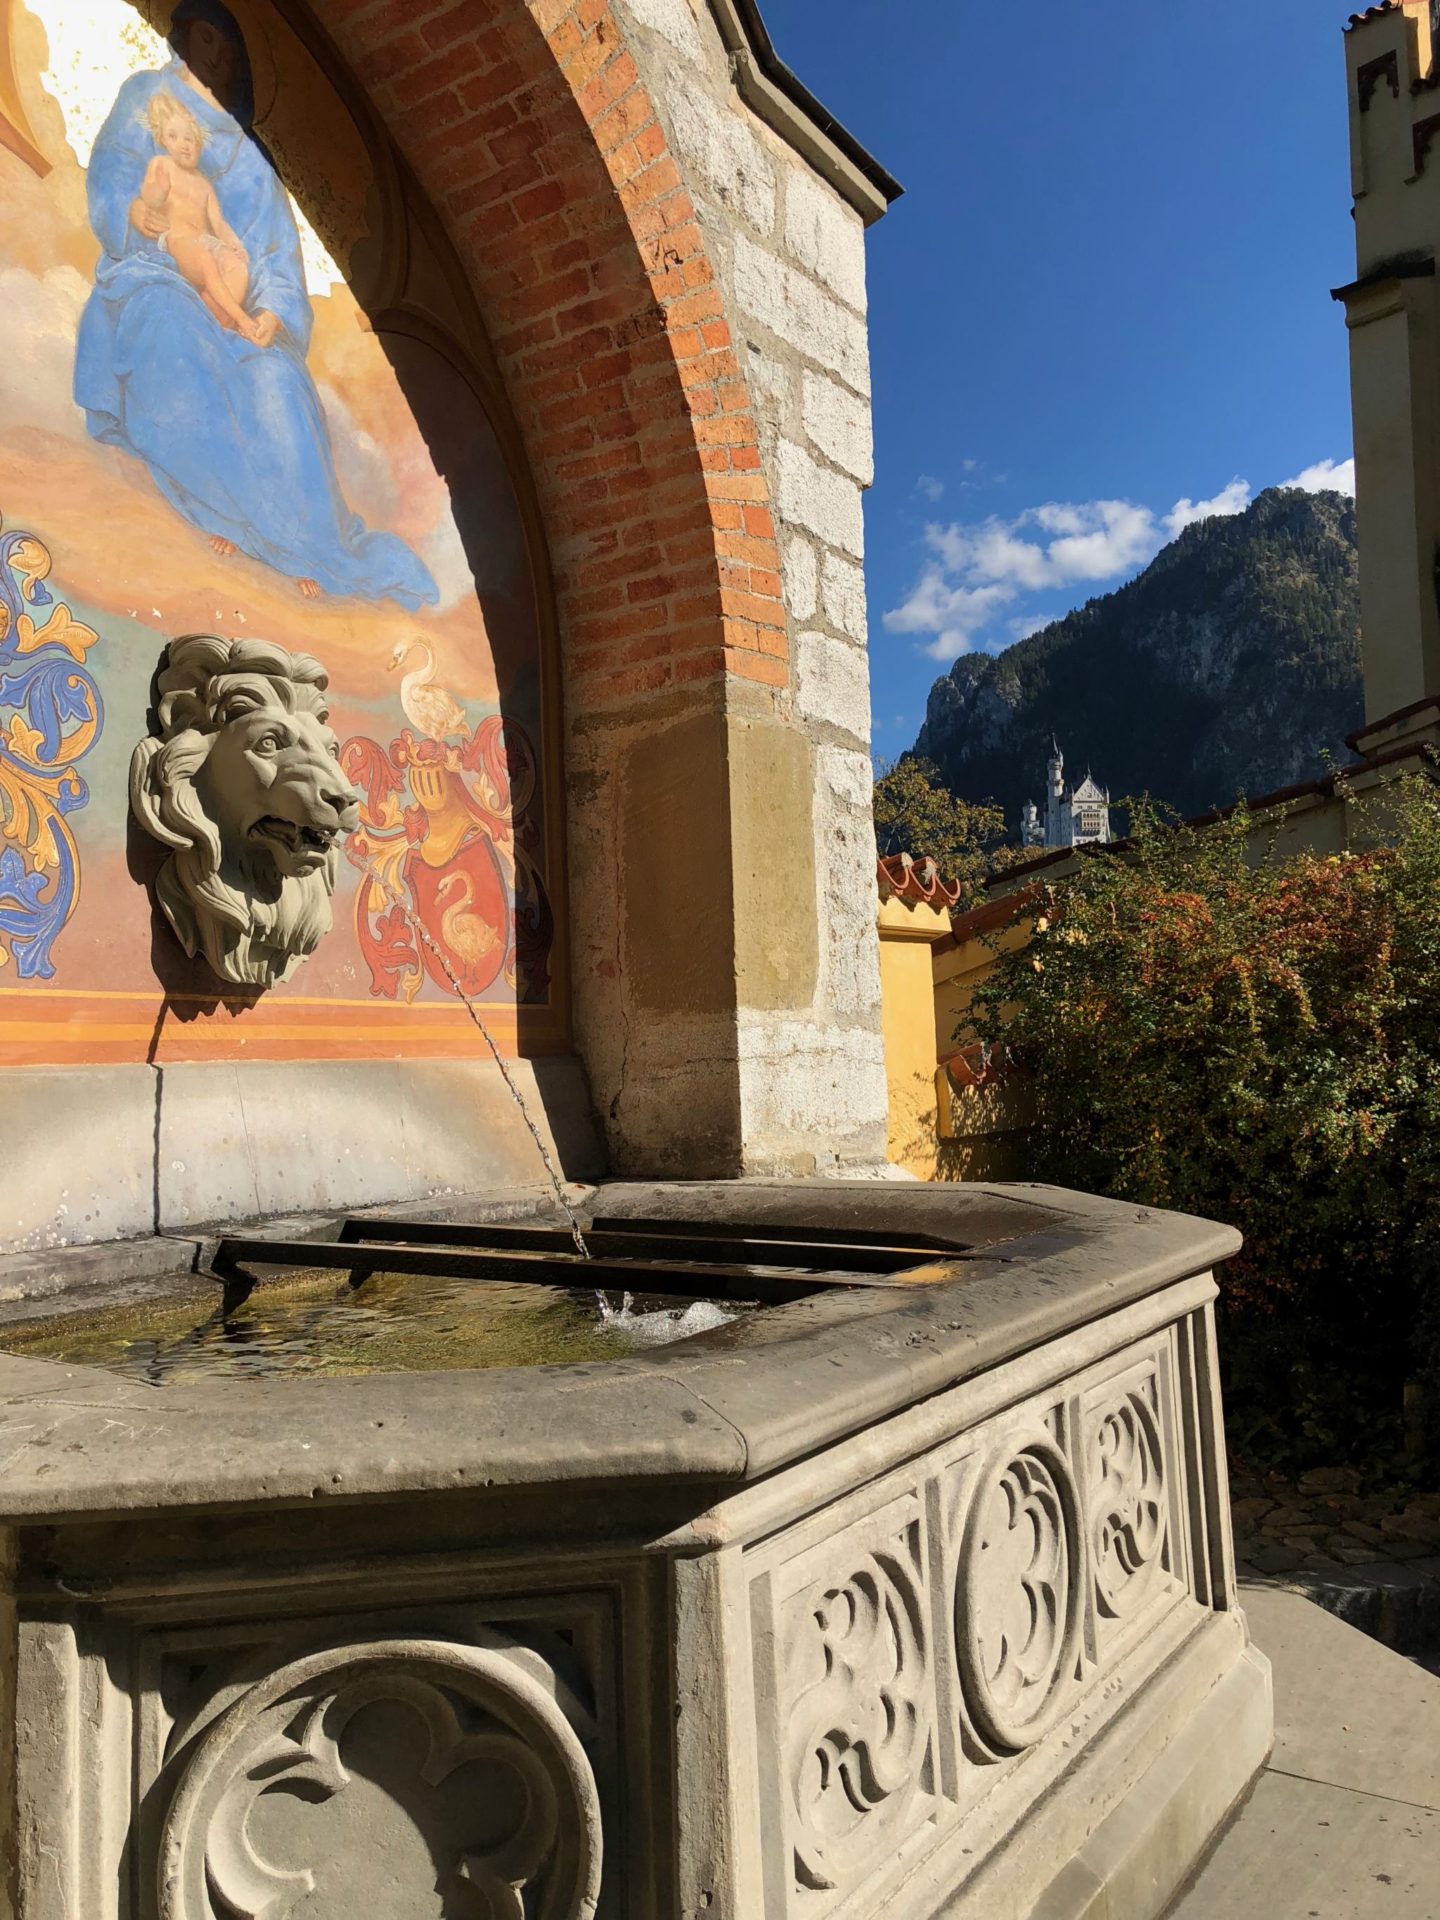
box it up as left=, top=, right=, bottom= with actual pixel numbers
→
left=1245, top=1555, right=1440, bottom=1655
left=1167, top=1587, right=1440, bottom=1918
left=1243, top=1584, right=1440, bottom=1808
left=1170, top=1772, right=1438, bottom=1918
left=1231, top=1464, right=1440, bottom=1577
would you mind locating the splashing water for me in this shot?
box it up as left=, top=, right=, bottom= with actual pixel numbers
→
left=355, top=857, right=592, bottom=1263
left=597, top=1295, right=734, bottom=1345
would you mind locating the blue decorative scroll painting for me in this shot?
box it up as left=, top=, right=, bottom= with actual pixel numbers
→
left=0, top=515, right=103, bottom=978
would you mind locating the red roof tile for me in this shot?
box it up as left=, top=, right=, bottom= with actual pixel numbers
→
left=1347, top=1, right=1400, bottom=28
left=877, top=852, right=964, bottom=912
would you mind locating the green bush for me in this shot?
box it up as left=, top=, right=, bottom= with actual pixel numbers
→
left=969, top=777, right=1440, bottom=1470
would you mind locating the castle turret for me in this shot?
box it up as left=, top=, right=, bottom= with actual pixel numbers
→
left=1045, top=741, right=1065, bottom=844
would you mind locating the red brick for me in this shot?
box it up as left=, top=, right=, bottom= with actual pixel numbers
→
left=326, top=0, right=788, bottom=701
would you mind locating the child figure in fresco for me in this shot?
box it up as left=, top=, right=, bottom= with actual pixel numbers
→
left=140, top=92, right=261, bottom=343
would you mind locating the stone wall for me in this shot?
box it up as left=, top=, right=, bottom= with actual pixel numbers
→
left=613, top=0, right=889, bottom=1171
left=1341, top=0, right=1440, bottom=728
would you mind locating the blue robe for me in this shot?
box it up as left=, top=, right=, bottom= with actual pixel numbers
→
left=74, top=63, right=438, bottom=610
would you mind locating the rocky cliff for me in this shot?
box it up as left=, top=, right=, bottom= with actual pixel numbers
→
left=913, top=488, right=1363, bottom=827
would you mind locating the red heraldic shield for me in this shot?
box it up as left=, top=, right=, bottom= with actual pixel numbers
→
left=404, top=831, right=509, bottom=997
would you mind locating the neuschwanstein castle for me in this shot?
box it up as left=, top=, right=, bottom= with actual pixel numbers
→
left=1021, top=744, right=1113, bottom=849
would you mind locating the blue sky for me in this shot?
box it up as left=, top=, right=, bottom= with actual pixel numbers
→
left=757, top=0, right=1359, bottom=754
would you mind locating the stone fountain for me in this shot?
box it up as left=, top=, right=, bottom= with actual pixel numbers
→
left=0, top=1176, right=1269, bottom=1920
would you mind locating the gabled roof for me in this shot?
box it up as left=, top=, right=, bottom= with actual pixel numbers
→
left=1070, top=774, right=1109, bottom=804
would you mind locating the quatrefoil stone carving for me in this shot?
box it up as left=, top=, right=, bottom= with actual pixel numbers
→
left=956, top=1433, right=1085, bottom=1752
left=157, top=1637, right=602, bottom=1920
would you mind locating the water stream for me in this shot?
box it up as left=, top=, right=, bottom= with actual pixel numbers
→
left=355, top=856, right=595, bottom=1266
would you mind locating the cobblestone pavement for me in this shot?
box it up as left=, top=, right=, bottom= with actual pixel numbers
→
left=1230, top=1463, right=1440, bottom=1574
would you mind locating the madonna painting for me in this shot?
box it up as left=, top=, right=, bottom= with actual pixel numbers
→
left=73, top=0, right=437, bottom=609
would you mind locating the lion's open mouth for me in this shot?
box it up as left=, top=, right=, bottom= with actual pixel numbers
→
left=249, top=816, right=338, bottom=856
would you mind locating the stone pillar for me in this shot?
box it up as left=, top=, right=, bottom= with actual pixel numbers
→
left=1339, top=0, right=1440, bottom=742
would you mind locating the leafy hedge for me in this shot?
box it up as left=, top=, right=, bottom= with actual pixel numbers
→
left=969, top=779, right=1440, bottom=1469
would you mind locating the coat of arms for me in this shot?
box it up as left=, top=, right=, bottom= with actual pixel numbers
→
left=340, top=642, right=551, bottom=1004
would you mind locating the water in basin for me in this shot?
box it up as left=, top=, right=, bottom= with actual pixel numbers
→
left=0, top=1266, right=746, bottom=1385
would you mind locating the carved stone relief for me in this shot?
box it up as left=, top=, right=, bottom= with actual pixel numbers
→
left=954, top=1432, right=1084, bottom=1754
left=774, top=1502, right=935, bottom=1899
left=1080, top=1351, right=1183, bottom=1657
left=156, top=1636, right=603, bottom=1920
left=130, top=634, right=361, bottom=988
left=1090, top=1387, right=1169, bottom=1622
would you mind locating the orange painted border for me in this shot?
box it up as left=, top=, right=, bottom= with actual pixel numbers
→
left=0, top=990, right=560, bottom=1065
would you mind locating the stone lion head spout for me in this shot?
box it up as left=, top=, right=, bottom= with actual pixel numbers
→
left=130, top=634, right=361, bottom=989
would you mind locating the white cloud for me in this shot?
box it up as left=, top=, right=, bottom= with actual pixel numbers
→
left=885, top=475, right=1255, bottom=662
left=1282, top=455, right=1355, bottom=496
left=915, top=497, right=1168, bottom=604
left=915, top=473, right=945, bottom=502
left=1044, top=499, right=1161, bottom=581
left=887, top=570, right=1015, bottom=661
left=1164, top=477, right=1251, bottom=539
left=921, top=630, right=981, bottom=663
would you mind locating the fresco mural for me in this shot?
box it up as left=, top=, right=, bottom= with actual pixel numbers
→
left=0, top=513, right=102, bottom=977
left=0, top=0, right=558, bottom=1063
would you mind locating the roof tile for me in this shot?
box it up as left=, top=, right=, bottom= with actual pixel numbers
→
left=1347, top=2, right=1401, bottom=29
left=876, top=852, right=964, bottom=912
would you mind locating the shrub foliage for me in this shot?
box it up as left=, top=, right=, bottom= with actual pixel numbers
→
left=970, top=779, right=1440, bottom=1468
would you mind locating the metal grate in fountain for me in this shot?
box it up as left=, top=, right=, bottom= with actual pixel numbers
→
left=206, top=1214, right=971, bottom=1310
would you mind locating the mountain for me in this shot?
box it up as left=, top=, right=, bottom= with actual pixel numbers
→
left=913, top=488, right=1364, bottom=830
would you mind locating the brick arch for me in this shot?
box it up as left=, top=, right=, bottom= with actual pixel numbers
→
left=324, top=0, right=788, bottom=709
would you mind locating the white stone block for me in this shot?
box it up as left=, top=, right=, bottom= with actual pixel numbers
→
left=783, top=166, right=869, bottom=314
left=664, top=83, right=775, bottom=235
left=744, top=338, right=791, bottom=417
left=734, top=234, right=871, bottom=396
left=821, top=550, right=868, bottom=642
left=776, top=439, right=866, bottom=558
left=782, top=532, right=818, bottom=623
left=736, top=1017, right=888, bottom=1149
left=796, top=629, right=872, bottom=742
left=619, top=0, right=705, bottom=63
left=802, top=368, right=874, bottom=485
left=819, top=742, right=874, bottom=811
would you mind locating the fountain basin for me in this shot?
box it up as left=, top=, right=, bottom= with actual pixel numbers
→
left=0, top=1180, right=1270, bottom=1919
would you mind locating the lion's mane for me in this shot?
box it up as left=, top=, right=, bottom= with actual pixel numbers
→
left=130, top=634, right=347, bottom=990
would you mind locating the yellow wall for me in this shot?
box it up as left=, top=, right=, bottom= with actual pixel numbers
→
left=878, top=893, right=1035, bottom=1181
left=877, top=895, right=950, bottom=1177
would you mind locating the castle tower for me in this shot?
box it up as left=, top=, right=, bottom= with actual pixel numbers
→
left=1337, top=0, right=1440, bottom=746
left=1046, top=741, right=1065, bottom=844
